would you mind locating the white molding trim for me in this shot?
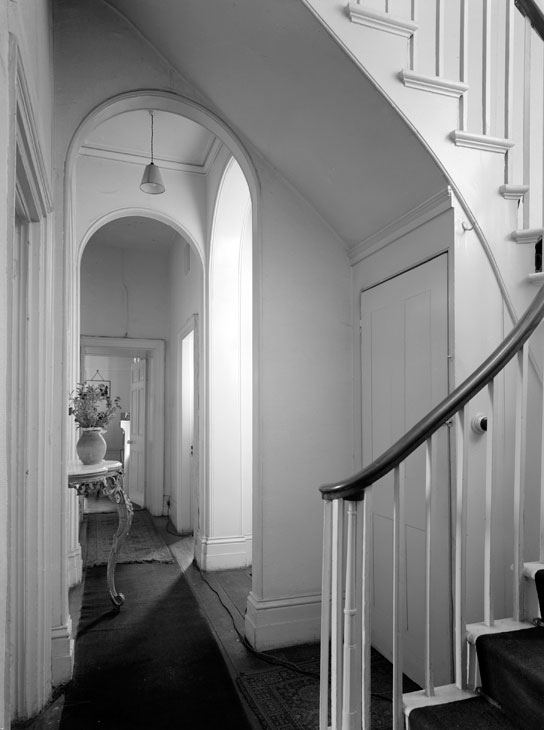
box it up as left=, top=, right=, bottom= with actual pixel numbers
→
left=196, top=534, right=252, bottom=571
left=15, top=49, right=53, bottom=215
left=499, top=184, right=529, bottom=201
left=399, top=70, right=468, bottom=98
left=245, top=591, right=321, bottom=651
left=79, top=136, right=222, bottom=176
left=404, top=685, right=478, bottom=716
left=51, top=621, right=74, bottom=685
left=350, top=187, right=452, bottom=265
left=528, top=273, right=544, bottom=286
left=512, top=228, right=543, bottom=245
left=450, top=130, right=515, bottom=153
left=346, top=4, right=418, bottom=37
left=80, top=336, right=166, bottom=516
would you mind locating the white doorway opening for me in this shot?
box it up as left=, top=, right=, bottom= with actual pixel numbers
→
left=172, top=316, right=199, bottom=535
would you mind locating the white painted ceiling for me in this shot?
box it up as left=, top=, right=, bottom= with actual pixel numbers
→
left=87, top=216, right=179, bottom=252
left=105, top=0, right=447, bottom=249
left=84, top=110, right=217, bottom=169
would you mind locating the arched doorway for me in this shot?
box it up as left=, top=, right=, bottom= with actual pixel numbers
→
left=65, top=92, right=259, bottom=579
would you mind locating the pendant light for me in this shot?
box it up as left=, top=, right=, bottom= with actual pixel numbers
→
left=140, top=111, right=165, bottom=195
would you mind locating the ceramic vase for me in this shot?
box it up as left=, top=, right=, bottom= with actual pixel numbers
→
left=76, top=427, right=107, bottom=465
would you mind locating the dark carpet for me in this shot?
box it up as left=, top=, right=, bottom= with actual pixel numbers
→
left=477, top=626, right=544, bottom=730
left=84, top=509, right=173, bottom=566
left=408, top=696, right=519, bottom=730
left=59, top=562, right=253, bottom=730
left=237, top=644, right=419, bottom=730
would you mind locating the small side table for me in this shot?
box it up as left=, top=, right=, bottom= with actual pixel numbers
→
left=68, top=460, right=134, bottom=608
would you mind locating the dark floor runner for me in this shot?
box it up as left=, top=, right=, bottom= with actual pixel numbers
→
left=408, top=696, right=519, bottom=730
left=59, top=562, right=253, bottom=729
left=476, top=626, right=544, bottom=730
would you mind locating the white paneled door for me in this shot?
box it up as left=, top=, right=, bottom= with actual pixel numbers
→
left=361, top=253, right=452, bottom=686
left=128, top=358, right=146, bottom=508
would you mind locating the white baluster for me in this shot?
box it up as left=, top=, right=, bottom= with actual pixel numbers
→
left=513, top=344, right=529, bottom=621
left=484, top=381, right=495, bottom=627
left=435, top=0, right=444, bottom=77
left=424, top=437, right=435, bottom=696
left=342, top=501, right=359, bottom=730
left=459, top=0, right=468, bottom=131
left=392, top=463, right=406, bottom=730
left=504, top=0, right=515, bottom=182
left=361, top=487, right=372, bottom=730
left=523, top=17, right=532, bottom=229
left=454, top=407, right=468, bottom=689
left=320, top=501, right=333, bottom=730
left=331, top=499, right=344, bottom=730
left=482, top=0, right=491, bottom=135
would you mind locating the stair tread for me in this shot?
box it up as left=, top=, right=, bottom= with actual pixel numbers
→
left=476, top=627, right=544, bottom=730
left=409, top=696, right=519, bottom=729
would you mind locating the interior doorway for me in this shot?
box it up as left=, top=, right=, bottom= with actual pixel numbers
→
left=172, top=318, right=198, bottom=535
left=80, top=337, right=166, bottom=515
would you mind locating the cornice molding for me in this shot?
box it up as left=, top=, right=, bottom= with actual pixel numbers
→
left=346, top=4, right=417, bottom=37
left=511, top=227, right=543, bottom=244
left=499, top=184, right=529, bottom=201
left=399, top=70, right=468, bottom=98
left=79, top=135, right=222, bottom=175
left=450, top=130, right=515, bottom=153
left=349, top=187, right=452, bottom=265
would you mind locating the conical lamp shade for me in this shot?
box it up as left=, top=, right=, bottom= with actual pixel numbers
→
left=140, top=162, right=165, bottom=194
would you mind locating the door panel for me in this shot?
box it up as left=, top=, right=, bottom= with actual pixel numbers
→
left=361, top=254, right=451, bottom=686
left=128, top=358, right=146, bottom=508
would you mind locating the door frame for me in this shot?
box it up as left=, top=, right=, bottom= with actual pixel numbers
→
left=80, top=336, right=165, bottom=515
left=175, top=314, right=199, bottom=534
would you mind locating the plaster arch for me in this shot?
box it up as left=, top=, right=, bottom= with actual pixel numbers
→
left=64, top=89, right=261, bottom=571
left=65, top=90, right=261, bottom=229
left=78, top=208, right=204, bottom=265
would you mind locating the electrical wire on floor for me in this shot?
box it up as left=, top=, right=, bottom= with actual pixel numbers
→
left=193, top=560, right=393, bottom=702
left=164, top=515, right=393, bottom=701
left=192, top=559, right=321, bottom=679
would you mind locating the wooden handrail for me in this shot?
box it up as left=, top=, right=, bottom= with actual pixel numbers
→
left=320, top=284, right=544, bottom=501
left=515, top=0, right=544, bottom=41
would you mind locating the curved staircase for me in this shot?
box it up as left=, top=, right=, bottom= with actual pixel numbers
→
left=307, top=1, right=544, bottom=727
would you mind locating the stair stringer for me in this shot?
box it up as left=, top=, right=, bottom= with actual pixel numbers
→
left=300, top=0, right=537, bottom=329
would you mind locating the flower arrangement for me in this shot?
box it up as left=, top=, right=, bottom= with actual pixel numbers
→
left=69, top=382, right=121, bottom=429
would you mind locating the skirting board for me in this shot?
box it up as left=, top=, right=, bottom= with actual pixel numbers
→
left=68, top=546, right=83, bottom=588
left=51, top=621, right=74, bottom=685
left=195, top=534, right=252, bottom=571
left=245, top=591, right=322, bottom=651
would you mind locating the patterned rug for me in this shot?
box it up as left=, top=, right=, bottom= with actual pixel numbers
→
left=237, top=644, right=418, bottom=730
left=84, top=509, right=173, bottom=566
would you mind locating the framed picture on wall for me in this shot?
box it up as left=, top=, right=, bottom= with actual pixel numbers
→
left=86, top=379, right=111, bottom=397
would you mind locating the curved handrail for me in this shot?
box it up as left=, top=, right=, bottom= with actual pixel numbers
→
left=516, top=0, right=544, bottom=42
left=320, top=284, right=544, bottom=501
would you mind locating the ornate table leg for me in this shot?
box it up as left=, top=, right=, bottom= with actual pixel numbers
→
left=101, top=468, right=134, bottom=608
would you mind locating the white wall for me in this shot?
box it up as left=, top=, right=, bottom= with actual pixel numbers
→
left=83, top=355, right=132, bottom=458
left=246, top=161, right=353, bottom=648
left=80, top=242, right=170, bottom=340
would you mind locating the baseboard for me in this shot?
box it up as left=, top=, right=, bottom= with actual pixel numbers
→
left=51, top=621, right=74, bottom=685
left=244, top=591, right=321, bottom=651
left=195, top=534, right=252, bottom=571
left=68, top=546, right=83, bottom=588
